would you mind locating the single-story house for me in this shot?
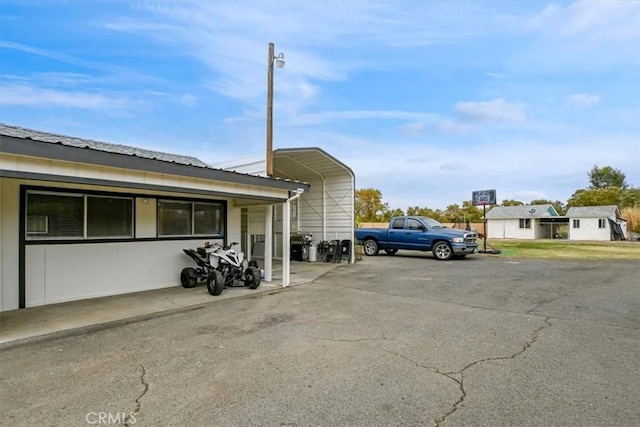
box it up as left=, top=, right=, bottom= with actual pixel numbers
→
left=485, top=204, right=561, bottom=239
left=565, top=205, right=627, bottom=241
left=0, top=123, right=319, bottom=312
left=485, top=203, right=628, bottom=241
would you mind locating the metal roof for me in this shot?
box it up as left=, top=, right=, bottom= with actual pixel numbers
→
left=485, top=204, right=559, bottom=219
left=565, top=205, right=620, bottom=218
left=273, top=147, right=355, bottom=182
left=0, top=123, right=309, bottom=192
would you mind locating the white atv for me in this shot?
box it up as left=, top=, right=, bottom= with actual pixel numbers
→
left=181, top=242, right=261, bottom=296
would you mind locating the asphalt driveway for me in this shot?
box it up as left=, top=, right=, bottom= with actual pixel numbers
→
left=2, top=253, right=639, bottom=426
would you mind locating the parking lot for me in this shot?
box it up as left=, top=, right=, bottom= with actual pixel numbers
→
left=2, top=253, right=639, bottom=426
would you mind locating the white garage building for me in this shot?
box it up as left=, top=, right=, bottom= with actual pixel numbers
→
left=0, top=124, right=311, bottom=312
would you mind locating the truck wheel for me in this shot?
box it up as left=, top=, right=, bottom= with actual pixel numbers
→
left=363, top=239, right=379, bottom=256
left=384, top=249, right=398, bottom=255
left=433, top=242, right=454, bottom=261
left=180, top=267, right=198, bottom=288
left=207, top=271, right=224, bottom=296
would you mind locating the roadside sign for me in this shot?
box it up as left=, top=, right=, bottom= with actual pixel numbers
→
left=472, top=189, right=497, bottom=206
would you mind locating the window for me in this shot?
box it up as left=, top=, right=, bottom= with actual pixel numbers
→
left=519, top=218, right=531, bottom=229
left=26, top=191, right=132, bottom=240
left=87, top=196, right=133, bottom=238
left=598, top=219, right=606, bottom=229
left=391, top=218, right=405, bottom=229
left=158, top=200, right=224, bottom=237
left=573, top=219, right=580, bottom=229
left=407, top=219, right=423, bottom=230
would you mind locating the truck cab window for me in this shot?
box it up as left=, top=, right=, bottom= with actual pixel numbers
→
left=391, top=218, right=405, bottom=229
left=407, top=219, right=423, bottom=230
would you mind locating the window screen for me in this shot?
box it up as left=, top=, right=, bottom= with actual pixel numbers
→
left=158, top=201, right=192, bottom=236
left=26, top=192, right=83, bottom=239
left=194, top=202, right=223, bottom=235
left=87, top=196, right=133, bottom=238
left=26, top=191, right=133, bottom=240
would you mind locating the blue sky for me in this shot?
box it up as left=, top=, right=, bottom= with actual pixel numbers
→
left=1, top=0, right=639, bottom=210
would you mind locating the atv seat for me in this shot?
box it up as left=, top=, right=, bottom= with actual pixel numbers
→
left=183, top=249, right=208, bottom=268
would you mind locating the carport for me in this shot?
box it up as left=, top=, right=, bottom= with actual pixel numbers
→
left=239, top=147, right=356, bottom=266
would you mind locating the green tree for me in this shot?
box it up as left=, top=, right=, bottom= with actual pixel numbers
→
left=588, top=165, right=627, bottom=189
left=621, top=188, right=640, bottom=208
left=382, top=208, right=405, bottom=222
left=566, top=187, right=623, bottom=207
left=501, top=199, right=524, bottom=206
left=355, top=188, right=389, bottom=222
left=530, top=199, right=566, bottom=215
left=406, top=206, right=444, bottom=221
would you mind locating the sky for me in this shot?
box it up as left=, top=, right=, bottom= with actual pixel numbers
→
left=1, top=0, right=639, bottom=211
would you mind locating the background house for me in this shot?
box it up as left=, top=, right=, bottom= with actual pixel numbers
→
left=485, top=204, right=561, bottom=239
left=566, top=205, right=627, bottom=241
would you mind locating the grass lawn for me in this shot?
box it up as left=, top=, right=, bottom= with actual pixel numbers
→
left=479, top=239, right=640, bottom=260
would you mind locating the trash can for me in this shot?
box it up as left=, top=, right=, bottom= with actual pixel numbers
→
left=308, top=245, right=317, bottom=262
left=326, top=240, right=341, bottom=263
left=340, top=239, right=352, bottom=263
left=317, top=241, right=329, bottom=262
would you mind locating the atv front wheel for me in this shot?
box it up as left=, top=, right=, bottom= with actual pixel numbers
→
left=207, top=271, right=224, bottom=296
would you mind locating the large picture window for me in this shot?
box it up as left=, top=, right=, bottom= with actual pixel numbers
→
left=158, top=200, right=224, bottom=237
left=87, top=196, right=133, bottom=238
left=26, top=191, right=133, bottom=240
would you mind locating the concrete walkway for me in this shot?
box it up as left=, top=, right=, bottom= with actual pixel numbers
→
left=0, top=261, right=342, bottom=346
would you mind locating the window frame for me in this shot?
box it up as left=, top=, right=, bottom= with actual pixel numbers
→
left=573, top=219, right=581, bottom=229
left=157, top=199, right=225, bottom=238
left=519, top=218, right=531, bottom=229
left=598, top=218, right=606, bottom=229
left=25, top=190, right=134, bottom=241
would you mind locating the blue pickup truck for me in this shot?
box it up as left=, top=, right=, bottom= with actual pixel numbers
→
left=355, top=216, right=478, bottom=260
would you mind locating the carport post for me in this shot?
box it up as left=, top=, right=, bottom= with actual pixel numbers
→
left=282, top=199, right=291, bottom=287
left=264, top=205, right=273, bottom=282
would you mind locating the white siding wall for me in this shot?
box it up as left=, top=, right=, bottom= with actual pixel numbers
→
left=0, top=177, right=235, bottom=310
left=299, top=174, right=354, bottom=242
left=570, top=218, right=611, bottom=241
left=1, top=179, right=20, bottom=311
left=24, top=239, right=220, bottom=307
left=487, top=219, right=535, bottom=239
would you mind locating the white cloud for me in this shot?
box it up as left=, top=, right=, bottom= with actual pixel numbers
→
left=566, top=93, right=600, bottom=109
left=0, top=84, right=133, bottom=110
left=398, top=122, right=426, bottom=136
left=455, top=98, right=527, bottom=123
left=527, top=1, right=640, bottom=41
left=289, top=110, right=437, bottom=127
left=436, top=119, right=474, bottom=135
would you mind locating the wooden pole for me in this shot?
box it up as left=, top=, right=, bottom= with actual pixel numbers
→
left=266, top=42, right=274, bottom=177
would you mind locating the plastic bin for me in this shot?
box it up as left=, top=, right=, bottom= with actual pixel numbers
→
left=308, top=245, right=317, bottom=262
left=326, top=240, right=341, bottom=263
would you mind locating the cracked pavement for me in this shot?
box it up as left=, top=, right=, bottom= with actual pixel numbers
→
left=1, top=255, right=639, bottom=426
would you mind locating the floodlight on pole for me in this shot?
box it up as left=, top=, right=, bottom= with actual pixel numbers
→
left=266, top=42, right=285, bottom=177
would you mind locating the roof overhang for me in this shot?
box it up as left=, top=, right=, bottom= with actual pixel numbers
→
left=1, top=134, right=309, bottom=194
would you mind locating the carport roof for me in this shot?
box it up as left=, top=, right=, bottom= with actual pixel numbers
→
left=273, top=147, right=355, bottom=182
